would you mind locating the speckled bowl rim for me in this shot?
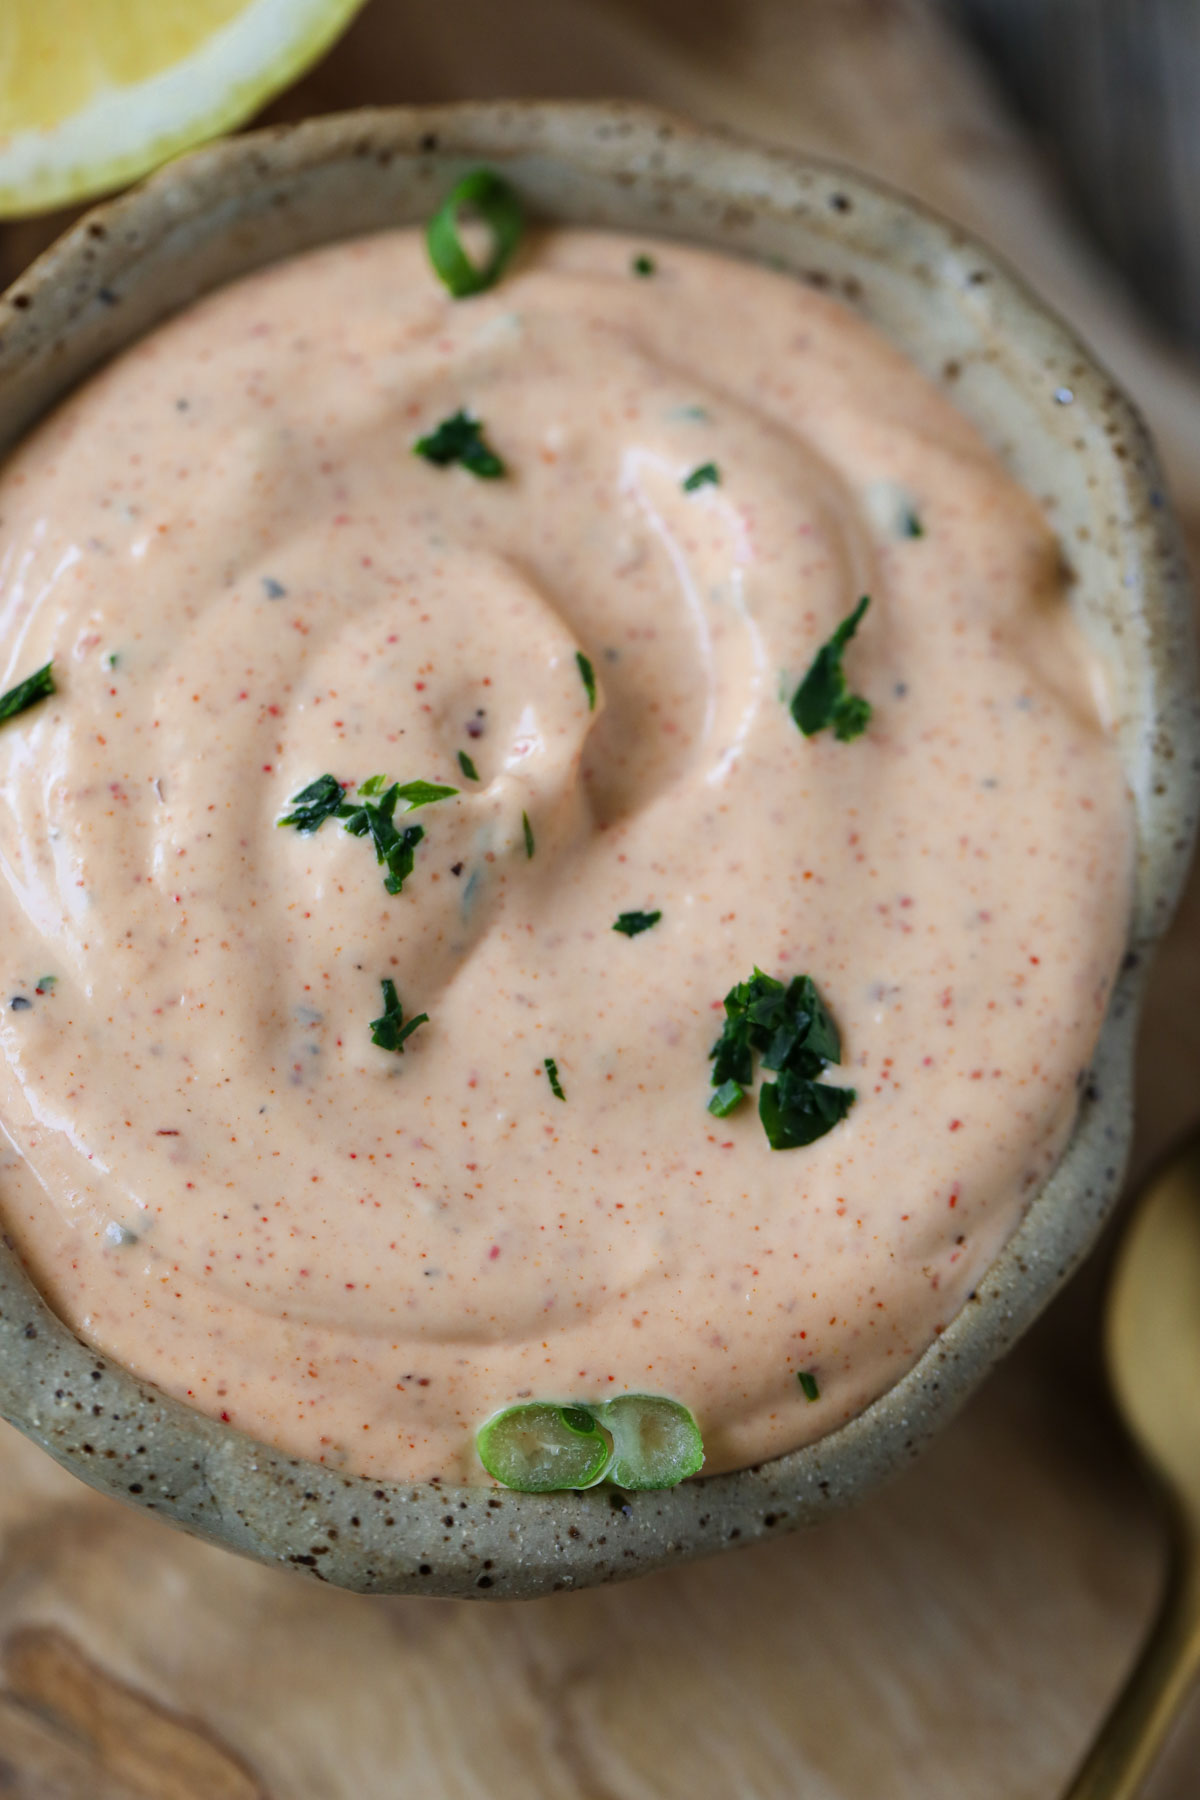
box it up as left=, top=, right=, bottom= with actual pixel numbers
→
left=0, top=102, right=1195, bottom=1598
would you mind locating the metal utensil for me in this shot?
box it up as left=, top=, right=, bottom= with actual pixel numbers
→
left=1063, top=1135, right=1200, bottom=1796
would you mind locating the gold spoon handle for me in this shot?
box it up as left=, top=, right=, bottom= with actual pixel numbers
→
left=1062, top=1542, right=1200, bottom=1799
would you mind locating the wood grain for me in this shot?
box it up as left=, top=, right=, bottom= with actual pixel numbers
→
left=1, top=1629, right=264, bottom=1800
left=0, top=3, right=1198, bottom=1794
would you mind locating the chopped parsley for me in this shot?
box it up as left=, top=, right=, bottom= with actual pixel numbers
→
left=576, top=650, right=597, bottom=711
left=379, top=777, right=459, bottom=810
left=544, top=1056, right=565, bottom=1101
left=632, top=253, right=656, bottom=277
left=683, top=462, right=720, bottom=492
left=279, top=773, right=457, bottom=895
left=0, top=661, right=55, bottom=727
left=760, top=1067, right=855, bottom=1149
left=798, top=1371, right=820, bottom=1402
left=902, top=509, right=924, bottom=539
left=369, top=978, right=428, bottom=1053
left=789, top=595, right=872, bottom=742
left=613, top=909, right=661, bottom=938
left=340, top=786, right=426, bottom=895
left=708, top=1079, right=744, bottom=1118
left=522, top=811, right=535, bottom=859
left=426, top=167, right=524, bottom=299
left=458, top=749, right=480, bottom=781
left=277, top=773, right=347, bottom=833
left=414, top=410, right=505, bottom=478
left=707, top=967, right=855, bottom=1149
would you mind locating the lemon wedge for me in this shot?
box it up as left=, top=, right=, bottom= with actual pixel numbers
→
left=0, top=0, right=367, bottom=217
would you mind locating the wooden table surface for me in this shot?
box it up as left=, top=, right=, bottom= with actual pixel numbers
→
left=2, top=4, right=1200, bottom=1794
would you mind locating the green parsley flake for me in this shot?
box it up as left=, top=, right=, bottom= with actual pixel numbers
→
left=759, top=1068, right=855, bottom=1150
left=522, top=810, right=535, bottom=859
left=683, top=462, right=720, bottom=492
left=790, top=595, right=872, bottom=742
left=544, top=1056, right=565, bottom=1101
left=339, top=785, right=425, bottom=895
left=458, top=749, right=480, bottom=782
left=280, top=773, right=456, bottom=895
left=369, top=978, right=428, bottom=1054
left=708, top=967, right=855, bottom=1150
left=0, top=661, right=55, bottom=727
left=414, top=410, right=505, bottom=478
left=707, top=1079, right=744, bottom=1118
left=426, top=167, right=524, bottom=299
left=632, top=253, right=656, bottom=276
left=798, top=1371, right=820, bottom=1402
left=902, top=509, right=924, bottom=539
left=388, top=779, right=458, bottom=810
left=576, top=650, right=597, bottom=711
left=613, top=909, right=661, bottom=938
left=277, top=773, right=347, bottom=833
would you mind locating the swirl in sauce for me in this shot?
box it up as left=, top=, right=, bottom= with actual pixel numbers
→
left=0, top=230, right=1131, bottom=1481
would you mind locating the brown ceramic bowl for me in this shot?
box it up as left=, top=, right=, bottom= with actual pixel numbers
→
left=0, top=102, right=1195, bottom=1597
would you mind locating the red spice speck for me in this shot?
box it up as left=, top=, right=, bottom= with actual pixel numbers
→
left=489, top=1245, right=501, bottom=1260
left=949, top=1119, right=962, bottom=1132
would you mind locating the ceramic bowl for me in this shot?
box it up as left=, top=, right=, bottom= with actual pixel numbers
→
left=0, top=102, right=1195, bottom=1598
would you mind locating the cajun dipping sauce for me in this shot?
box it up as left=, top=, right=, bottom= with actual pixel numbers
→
left=0, top=227, right=1131, bottom=1484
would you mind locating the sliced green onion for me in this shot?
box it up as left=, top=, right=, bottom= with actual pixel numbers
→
left=477, top=1402, right=611, bottom=1491
left=798, top=1370, right=820, bottom=1402
left=596, top=1394, right=705, bottom=1490
left=426, top=168, right=524, bottom=299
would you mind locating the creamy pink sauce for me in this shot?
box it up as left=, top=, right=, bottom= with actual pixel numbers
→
left=0, top=229, right=1132, bottom=1482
